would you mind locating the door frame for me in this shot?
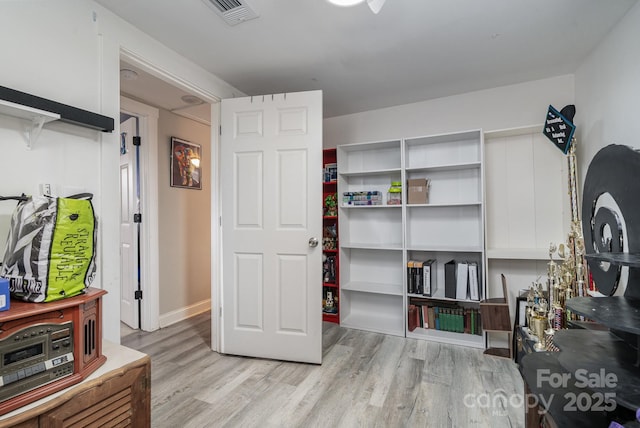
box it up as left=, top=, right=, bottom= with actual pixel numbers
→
left=120, top=96, right=159, bottom=332
left=119, top=49, right=223, bottom=350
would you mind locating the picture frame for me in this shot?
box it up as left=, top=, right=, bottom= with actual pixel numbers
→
left=170, top=137, right=202, bottom=190
left=516, top=296, right=528, bottom=327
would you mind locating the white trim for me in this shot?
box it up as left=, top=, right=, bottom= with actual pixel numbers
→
left=159, top=299, right=212, bottom=328
left=120, top=96, right=160, bottom=332
left=120, top=48, right=221, bottom=105
left=210, top=102, right=221, bottom=353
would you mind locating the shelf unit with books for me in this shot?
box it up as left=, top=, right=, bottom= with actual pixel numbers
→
left=322, top=148, right=340, bottom=323
left=403, top=130, right=486, bottom=348
left=336, top=131, right=486, bottom=347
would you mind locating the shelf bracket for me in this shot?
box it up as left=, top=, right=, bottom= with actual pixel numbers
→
left=27, top=116, right=47, bottom=150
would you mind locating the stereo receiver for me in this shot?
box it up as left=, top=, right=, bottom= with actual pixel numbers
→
left=0, top=322, right=74, bottom=401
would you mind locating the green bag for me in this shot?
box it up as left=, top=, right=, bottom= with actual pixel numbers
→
left=0, top=194, right=97, bottom=302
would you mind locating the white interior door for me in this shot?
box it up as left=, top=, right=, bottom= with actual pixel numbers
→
left=221, top=91, right=323, bottom=363
left=120, top=116, right=139, bottom=329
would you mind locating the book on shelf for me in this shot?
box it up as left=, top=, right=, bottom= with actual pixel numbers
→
left=444, top=260, right=456, bottom=299
left=407, top=260, right=415, bottom=294
left=456, top=261, right=469, bottom=300
left=408, top=260, right=433, bottom=295
left=428, top=306, right=436, bottom=330
left=408, top=304, right=418, bottom=332
left=422, top=259, right=436, bottom=297
left=468, top=262, right=480, bottom=301
left=414, top=260, right=423, bottom=295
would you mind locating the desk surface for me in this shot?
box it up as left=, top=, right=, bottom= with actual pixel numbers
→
left=0, top=340, right=148, bottom=423
left=0, top=288, right=107, bottom=322
left=521, top=329, right=640, bottom=427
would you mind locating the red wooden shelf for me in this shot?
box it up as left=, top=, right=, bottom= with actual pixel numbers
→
left=322, top=148, right=339, bottom=325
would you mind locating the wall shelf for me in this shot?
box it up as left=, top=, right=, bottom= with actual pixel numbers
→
left=0, top=99, right=60, bottom=149
left=0, top=85, right=114, bottom=149
left=486, top=248, right=554, bottom=260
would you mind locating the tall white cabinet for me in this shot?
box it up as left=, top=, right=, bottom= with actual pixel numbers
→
left=337, top=130, right=486, bottom=348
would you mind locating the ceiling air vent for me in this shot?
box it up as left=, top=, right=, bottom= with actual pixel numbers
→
left=203, top=0, right=259, bottom=26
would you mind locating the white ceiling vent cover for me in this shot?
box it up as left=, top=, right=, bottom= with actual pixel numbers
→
left=203, top=0, right=259, bottom=26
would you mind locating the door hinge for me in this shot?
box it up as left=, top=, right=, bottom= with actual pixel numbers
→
left=134, top=290, right=143, bottom=300
left=134, top=213, right=142, bottom=223
left=133, top=136, right=141, bottom=146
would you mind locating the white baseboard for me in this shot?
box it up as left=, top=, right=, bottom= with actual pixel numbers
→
left=159, top=299, right=211, bottom=328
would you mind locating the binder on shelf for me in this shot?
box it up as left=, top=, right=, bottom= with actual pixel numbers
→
left=456, top=261, right=469, bottom=300
left=468, top=262, right=480, bottom=301
left=444, top=260, right=456, bottom=299
left=422, top=259, right=436, bottom=297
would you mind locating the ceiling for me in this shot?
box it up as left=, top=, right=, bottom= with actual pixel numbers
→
left=104, top=0, right=637, bottom=120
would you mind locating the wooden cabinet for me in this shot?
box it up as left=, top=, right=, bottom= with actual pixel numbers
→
left=0, top=342, right=150, bottom=428
left=337, top=130, right=487, bottom=347
left=322, top=148, right=340, bottom=324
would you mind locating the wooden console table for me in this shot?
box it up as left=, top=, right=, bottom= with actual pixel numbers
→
left=0, top=341, right=150, bottom=428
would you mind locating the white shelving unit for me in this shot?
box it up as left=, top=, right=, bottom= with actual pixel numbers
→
left=338, top=139, right=405, bottom=336
left=403, top=130, right=486, bottom=349
left=337, top=131, right=487, bottom=348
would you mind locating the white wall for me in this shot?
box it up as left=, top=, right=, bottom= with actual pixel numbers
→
left=574, top=1, right=640, bottom=296
left=575, top=1, right=640, bottom=178
left=158, top=109, right=211, bottom=323
left=0, top=0, right=239, bottom=343
left=324, top=75, right=574, bottom=147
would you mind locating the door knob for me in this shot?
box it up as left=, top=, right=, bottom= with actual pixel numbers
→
left=309, top=237, right=319, bottom=247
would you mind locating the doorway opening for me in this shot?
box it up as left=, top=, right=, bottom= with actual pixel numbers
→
left=117, top=52, right=221, bottom=351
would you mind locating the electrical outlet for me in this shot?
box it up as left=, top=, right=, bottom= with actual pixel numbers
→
left=39, top=183, right=51, bottom=196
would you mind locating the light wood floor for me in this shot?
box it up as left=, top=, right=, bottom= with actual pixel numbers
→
left=122, top=313, right=524, bottom=427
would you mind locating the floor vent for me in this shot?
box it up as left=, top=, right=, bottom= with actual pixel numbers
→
left=203, top=0, right=259, bottom=26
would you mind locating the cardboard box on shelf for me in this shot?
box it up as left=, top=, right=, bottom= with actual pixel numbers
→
left=407, top=178, right=429, bottom=204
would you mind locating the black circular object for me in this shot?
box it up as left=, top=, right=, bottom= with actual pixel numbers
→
left=592, top=207, right=623, bottom=254
left=582, top=144, right=640, bottom=296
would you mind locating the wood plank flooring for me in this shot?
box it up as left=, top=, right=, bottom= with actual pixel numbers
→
left=122, top=314, right=524, bottom=427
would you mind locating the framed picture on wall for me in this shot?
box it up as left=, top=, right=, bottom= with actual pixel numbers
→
left=170, top=137, right=202, bottom=190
